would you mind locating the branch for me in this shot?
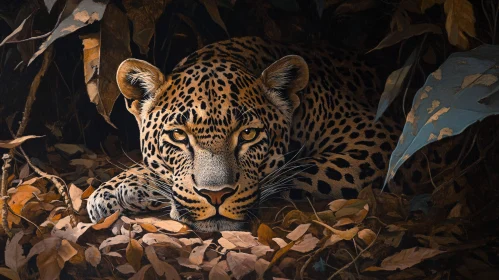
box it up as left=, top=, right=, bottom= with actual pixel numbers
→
left=1, top=154, right=12, bottom=237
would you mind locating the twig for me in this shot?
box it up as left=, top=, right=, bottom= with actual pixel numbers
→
left=15, top=46, right=53, bottom=138
left=328, top=229, right=380, bottom=280
left=1, top=154, right=12, bottom=237
left=299, top=246, right=328, bottom=279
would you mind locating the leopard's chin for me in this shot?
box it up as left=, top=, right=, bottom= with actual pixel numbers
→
left=187, top=216, right=247, bottom=232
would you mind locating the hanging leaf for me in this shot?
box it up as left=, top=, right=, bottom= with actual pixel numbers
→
left=364, top=247, right=444, bottom=271
left=444, top=0, right=475, bottom=50
left=384, top=44, right=499, bottom=185
left=123, top=0, right=169, bottom=54
left=81, top=4, right=131, bottom=128
left=44, top=0, right=58, bottom=13
left=29, top=0, right=110, bottom=65
left=0, top=135, right=44, bottom=149
left=375, top=48, right=418, bottom=121
left=201, top=0, right=229, bottom=35
left=369, top=24, right=441, bottom=52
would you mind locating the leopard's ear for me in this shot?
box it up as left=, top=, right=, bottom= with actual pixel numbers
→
left=116, top=59, right=166, bottom=125
left=260, top=55, right=309, bottom=118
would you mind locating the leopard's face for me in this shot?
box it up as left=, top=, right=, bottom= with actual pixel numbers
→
left=117, top=55, right=308, bottom=231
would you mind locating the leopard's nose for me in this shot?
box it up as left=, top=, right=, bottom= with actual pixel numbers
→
left=199, top=188, right=235, bottom=206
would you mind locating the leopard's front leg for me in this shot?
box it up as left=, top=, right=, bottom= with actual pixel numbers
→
left=87, top=165, right=171, bottom=223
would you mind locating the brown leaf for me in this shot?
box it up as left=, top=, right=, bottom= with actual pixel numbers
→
left=152, top=220, right=184, bottom=232
left=36, top=239, right=78, bottom=280
left=358, top=229, right=376, bottom=246
left=130, top=264, right=153, bottom=280
left=290, top=233, right=319, bottom=253
left=0, top=267, right=20, bottom=280
left=145, top=246, right=181, bottom=280
left=220, top=231, right=259, bottom=248
left=123, top=0, right=169, bottom=54
left=369, top=24, right=442, bottom=52
left=141, top=233, right=182, bottom=248
left=92, top=210, right=120, bottom=230
left=251, top=245, right=274, bottom=257
left=226, top=252, right=257, bottom=280
left=200, top=0, right=228, bottom=34
left=267, top=240, right=295, bottom=273
left=81, top=3, right=131, bottom=127
left=335, top=0, right=377, bottom=15
left=0, top=135, right=43, bottom=149
left=99, top=235, right=130, bottom=250
left=68, top=183, right=83, bottom=212
left=421, top=0, right=445, bottom=13
left=444, top=0, right=476, bottom=49
left=282, top=209, right=310, bottom=228
left=116, top=263, right=136, bottom=274
left=209, top=260, right=230, bottom=280
left=257, top=223, right=275, bottom=245
left=286, top=223, right=310, bottom=241
left=189, top=239, right=212, bottom=265
left=140, top=223, right=158, bottom=233
left=52, top=222, right=93, bottom=243
left=5, top=231, right=26, bottom=271
left=29, top=0, right=109, bottom=65
left=84, top=246, right=101, bottom=267
left=364, top=247, right=444, bottom=271
left=127, top=239, right=144, bottom=272
left=81, top=186, right=95, bottom=199
left=8, top=185, right=41, bottom=224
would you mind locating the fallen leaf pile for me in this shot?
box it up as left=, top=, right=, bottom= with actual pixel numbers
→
left=0, top=141, right=499, bottom=280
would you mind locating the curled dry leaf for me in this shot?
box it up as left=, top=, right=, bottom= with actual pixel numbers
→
left=226, top=252, right=257, bottom=280
left=0, top=135, right=43, bottom=149
left=92, top=211, right=120, bottom=230
left=257, top=223, right=275, bottom=245
left=364, top=247, right=444, bottom=271
left=99, top=235, right=130, bottom=250
left=286, top=223, right=310, bottom=241
left=84, top=246, right=101, bottom=267
left=142, top=233, right=182, bottom=248
left=126, top=239, right=144, bottom=272
left=358, top=229, right=377, bottom=246
left=189, top=239, right=212, bottom=265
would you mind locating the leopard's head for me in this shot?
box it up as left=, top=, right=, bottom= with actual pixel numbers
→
left=116, top=55, right=308, bottom=231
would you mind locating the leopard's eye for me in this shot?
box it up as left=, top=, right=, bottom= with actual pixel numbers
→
left=170, top=129, right=188, bottom=143
left=239, top=128, right=258, bottom=143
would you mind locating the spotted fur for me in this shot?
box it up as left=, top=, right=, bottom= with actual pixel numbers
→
left=87, top=37, right=404, bottom=231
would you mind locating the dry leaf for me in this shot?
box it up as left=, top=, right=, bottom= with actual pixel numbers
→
left=140, top=223, right=158, bottom=233
left=52, top=222, right=93, bottom=243
left=85, top=246, right=101, bottom=267
left=257, top=223, right=275, bottom=245
left=251, top=245, right=274, bottom=258
left=99, top=235, right=130, bottom=250
left=36, top=239, right=78, bottom=280
left=5, top=231, right=26, bottom=271
left=189, top=239, right=212, bottom=265
left=81, top=3, right=130, bottom=127
left=179, top=238, right=203, bottom=247
left=290, top=233, right=319, bottom=253
left=369, top=24, right=442, bottom=52
left=255, top=259, right=270, bottom=278
left=364, top=247, right=444, bottom=271
left=130, top=264, right=153, bottom=280
left=200, top=0, right=228, bottom=34
left=0, top=267, right=20, bottom=280
left=226, top=252, right=257, bottom=280
left=153, top=220, right=184, bottom=232
left=286, top=223, right=310, bottom=241
left=272, top=238, right=288, bottom=248
left=116, top=263, right=136, bottom=274
left=145, top=246, right=181, bottom=279
left=123, top=0, right=169, bottom=54
left=0, top=135, right=43, bottom=149
left=29, top=0, right=109, bottom=65
left=358, top=229, right=376, bottom=246
left=444, top=0, right=476, bottom=49
left=9, top=185, right=41, bottom=216
left=329, top=199, right=348, bottom=211
left=142, top=233, right=182, bottom=248
left=218, top=237, right=236, bottom=249
left=177, top=257, right=201, bottom=270
left=209, top=260, right=230, bottom=280
left=92, top=211, right=120, bottom=230
left=127, top=239, right=143, bottom=272
left=81, top=186, right=95, bottom=199
left=69, top=184, right=83, bottom=212
left=220, top=231, right=259, bottom=248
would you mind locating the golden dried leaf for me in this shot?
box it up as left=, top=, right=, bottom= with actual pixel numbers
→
left=0, top=267, right=20, bottom=280
left=358, top=229, right=376, bottom=246
left=126, top=239, right=144, bottom=272
left=444, top=0, right=476, bottom=49
left=0, top=135, right=43, bottom=149
left=81, top=186, right=95, bottom=199
left=257, top=223, right=275, bottom=245
left=92, top=210, right=120, bottom=230
left=9, top=185, right=41, bottom=216
left=139, top=223, right=158, bottom=233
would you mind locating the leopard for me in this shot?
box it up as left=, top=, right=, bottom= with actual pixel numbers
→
left=87, top=36, right=432, bottom=232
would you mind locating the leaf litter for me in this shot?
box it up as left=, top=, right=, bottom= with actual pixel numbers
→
left=1, top=141, right=499, bottom=279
